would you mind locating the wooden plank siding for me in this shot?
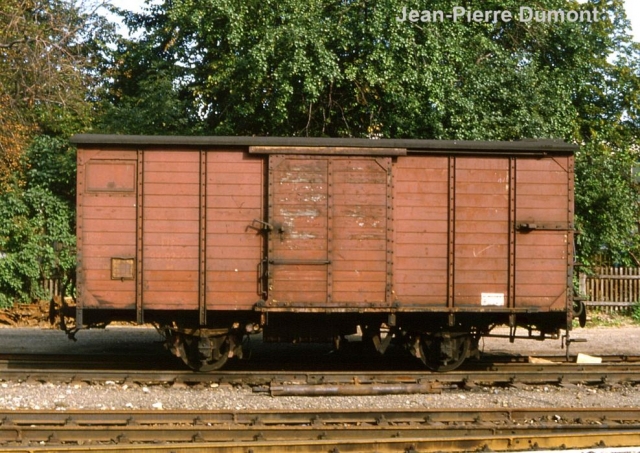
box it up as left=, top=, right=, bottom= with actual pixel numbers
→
left=142, top=150, right=200, bottom=310
left=392, top=156, right=449, bottom=306
left=513, top=156, right=572, bottom=310
left=453, top=158, right=511, bottom=307
left=74, top=136, right=575, bottom=322
left=77, top=147, right=264, bottom=315
left=205, top=151, right=264, bottom=309
left=76, top=148, right=137, bottom=309
left=266, top=156, right=390, bottom=307
left=392, top=154, right=572, bottom=311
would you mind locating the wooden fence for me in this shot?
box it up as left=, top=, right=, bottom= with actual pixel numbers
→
left=579, top=267, right=640, bottom=313
left=41, top=278, right=62, bottom=299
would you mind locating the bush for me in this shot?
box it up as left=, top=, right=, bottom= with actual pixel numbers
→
left=0, top=136, right=76, bottom=308
left=0, top=187, right=75, bottom=307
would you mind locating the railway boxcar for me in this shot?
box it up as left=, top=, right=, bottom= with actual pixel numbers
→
left=70, top=135, right=578, bottom=371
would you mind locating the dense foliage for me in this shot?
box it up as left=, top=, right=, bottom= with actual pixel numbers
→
left=97, top=0, right=585, bottom=138
left=0, top=137, right=76, bottom=307
left=575, top=144, right=640, bottom=266
left=95, top=0, right=640, bottom=267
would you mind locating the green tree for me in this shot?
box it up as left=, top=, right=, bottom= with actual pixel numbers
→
left=95, top=0, right=640, bottom=266
left=23, top=135, right=77, bottom=208
left=0, top=0, right=113, bottom=137
left=575, top=143, right=639, bottom=266
left=96, top=0, right=597, bottom=139
left=0, top=136, right=77, bottom=307
left=0, top=136, right=76, bottom=307
left=567, top=0, right=640, bottom=266
left=0, top=0, right=110, bottom=306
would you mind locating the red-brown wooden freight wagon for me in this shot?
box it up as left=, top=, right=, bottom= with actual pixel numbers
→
left=71, top=135, right=578, bottom=371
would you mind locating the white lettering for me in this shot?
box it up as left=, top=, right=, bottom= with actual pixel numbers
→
left=395, top=6, right=600, bottom=25
left=566, top=10, right=579, bottom=22
left=519, top=6, right=533, bottom=22
left=452, top=6, right=466, bottom=22
left=471, top=10, right=484, bottom=22
left=428, top=10, right=444, bottom=22
left=546, top=10, right=561, bottom=22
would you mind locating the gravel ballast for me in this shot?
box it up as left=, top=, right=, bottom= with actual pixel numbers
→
left=0, top=325, right=638, bottom=411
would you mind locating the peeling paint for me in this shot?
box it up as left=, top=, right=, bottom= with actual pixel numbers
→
left=288, top=232, right=317, bottom=240
left=280, top=173, right=323, bottom=183
left=280, top=209, right=320, bottom=217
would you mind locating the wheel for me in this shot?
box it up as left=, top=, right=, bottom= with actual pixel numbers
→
left=419, top=334, right=471, bottom=372
left=180, top=334, right=230, bottom=372
left=574, top=300, right=587, bottom=328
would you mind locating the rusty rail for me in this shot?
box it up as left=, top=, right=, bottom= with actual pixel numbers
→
left=1, top=408, right=640, bottom=452
left=1, top=353, right=640, bottom=393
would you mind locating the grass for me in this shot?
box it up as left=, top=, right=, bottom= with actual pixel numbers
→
left=581, top=310, right=638, bottom=328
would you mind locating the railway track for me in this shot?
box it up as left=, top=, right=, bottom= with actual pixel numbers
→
left=1, top=407, right=640, bottom=452
left=1, top=353, right=639, bottom=452
left=1, top=353, right=639, bottom=394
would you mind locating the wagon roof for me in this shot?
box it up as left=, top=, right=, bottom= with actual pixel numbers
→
left=70, top=134, right=576, bottom=155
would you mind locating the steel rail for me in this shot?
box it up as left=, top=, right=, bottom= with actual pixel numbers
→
left=2, top=353, right=640, bottom=395
left=1, top=408, right=640, bottom=452
left=0, top=366, right=639, bottom=392
left=3, top=435, right=640, bottom=453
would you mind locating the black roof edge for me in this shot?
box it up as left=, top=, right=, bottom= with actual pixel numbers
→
left=69, top=134, right=577, bottom=153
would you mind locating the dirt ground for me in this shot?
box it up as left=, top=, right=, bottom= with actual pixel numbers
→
left=0, top=300, right=54, bottom=328
left=0, top=301, right=638, bottom=359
